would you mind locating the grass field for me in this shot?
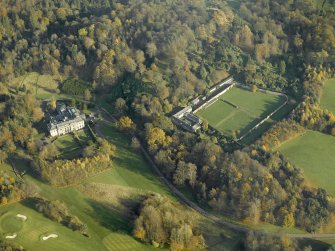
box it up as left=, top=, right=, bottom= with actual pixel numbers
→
left=196, top=87, right=287, bottom=138
left=86, top=122, right=175, bottom=195
left=6, top=72, right=60, bottom=100
left=0, top=122, right=243, bottom=250
left=0, top=122, right=176, bottom=251
left=0, top=122, right=241, bottom=251
left=320, top=79, right=335, bottom=114
left=279, top=130, right=335, bottom=195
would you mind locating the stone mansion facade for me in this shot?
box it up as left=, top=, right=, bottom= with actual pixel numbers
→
left=47, top=103, right=85, bottom=137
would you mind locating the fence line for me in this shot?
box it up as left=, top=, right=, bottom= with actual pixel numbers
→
left=193, top=82, right=236, bottom=113
left=237, top=89, right=289, bottom=142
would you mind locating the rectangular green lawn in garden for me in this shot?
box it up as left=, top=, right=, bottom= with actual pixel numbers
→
left=53, top=129, right=92, bottom=159
left=53, top=133, right=82, bottom=159
left=279, top=130, right=335, bottom=195
left=196, top=87, right=286, bottom=137
left=320, top=79, right=335, bottom=114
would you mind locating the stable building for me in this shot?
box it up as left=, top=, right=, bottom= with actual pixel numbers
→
left=47, top=103, right=85, bottom=137
left=171, top=106, right=202, bottom=132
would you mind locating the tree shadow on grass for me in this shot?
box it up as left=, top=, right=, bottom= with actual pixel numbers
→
left=20, top=197, right=38, bottom=210
left=85, top=197, right=144, bottom=234
left=237, top=98, right=288, bottom=138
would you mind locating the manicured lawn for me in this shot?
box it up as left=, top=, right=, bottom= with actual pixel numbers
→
left=103, top=233, right=158, bottom=251
left=279, top=130, right=335, bottom=195
left=53, top=133, right=81, bottom=159
left=196, top=87, right=287, bottom=138
left=53, top=134, right=79, bottom=152
left=320, top=79, right=335, bottom=114
left=241, top=101, right=296, bottom=145
left=197, top=100, right=235, bottom=126
left=52, top=129, right=92, bottom=159
left=76, top=129, right=92, bottom=144
left=0, top=203, right=102, bottom=251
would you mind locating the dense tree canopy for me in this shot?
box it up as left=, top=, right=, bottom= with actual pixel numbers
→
left=133, top=194, right=206, bottom=250
left=0, top=0, right=334, bottom=241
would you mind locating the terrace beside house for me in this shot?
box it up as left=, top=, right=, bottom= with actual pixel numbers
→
left=47, top=102, right=85, bottom=137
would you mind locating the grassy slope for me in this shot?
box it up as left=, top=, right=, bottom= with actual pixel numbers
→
left=196, top=87, right=286, bottom=137
left=0, top=123, right=176, bottom=251
left=320, top=79, right=335, bottom=114
left=6, top=72, right=60, bottom=99
left=279, top=130, right=335, bottom=195
left=0, top=122, right=242, bottom=250
left=87, top=122, right=174, bottom=196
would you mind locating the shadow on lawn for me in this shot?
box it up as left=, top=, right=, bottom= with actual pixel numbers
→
left=237, top=98, right=288, bottom=139
left=85, top=197, right=144, bottom=234
left=20, top=197, right=38, bottom=210
left=101, top=123, right=170, bottom=186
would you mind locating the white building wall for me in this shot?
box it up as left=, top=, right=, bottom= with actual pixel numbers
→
left=49, top=119, right=85, bottom=137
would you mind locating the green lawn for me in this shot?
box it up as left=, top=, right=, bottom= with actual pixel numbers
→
left=1, top=120, right=245, bottom=250
left=196, top=87, right=287, bottom=138
left=53, top=133, right=82, bottom=159
left=279, top=130, right=335, bottom=195
left=320, top=79, right=335, bottom=114
left=53, top=134, right=78, bottom=152
left=6, top=72, right=60, bottom=99
left=86, top=122, right=174, bottom=196
left=0, top=122, right=175, bottom=251
left=52, top=129, right=92, bottom=159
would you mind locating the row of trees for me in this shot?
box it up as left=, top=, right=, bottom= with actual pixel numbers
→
left=288, top=67, right=335, bottom=136
left=255, top=120, right=306, bottom=150
left=32, top=138, right=116, bottom=186
left=0, top=241, right=26, bottom=251
left=35, top=197, right=88, bottom=235
left=244, top=231, right=313, bottom=251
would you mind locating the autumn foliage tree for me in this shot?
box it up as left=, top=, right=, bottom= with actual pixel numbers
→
left=117, top=116, right=136, bottom=134
left=133, top=195, right=206, bottom=250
